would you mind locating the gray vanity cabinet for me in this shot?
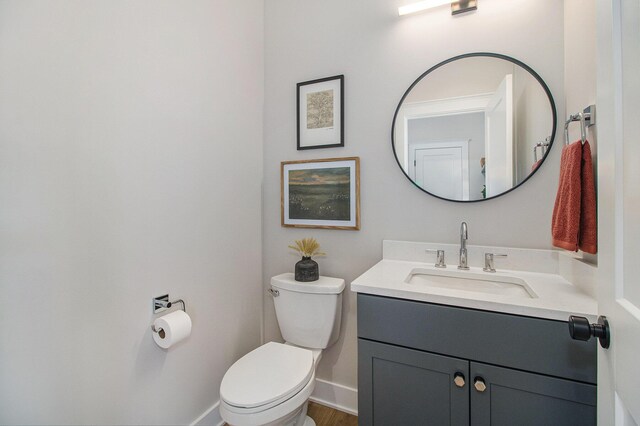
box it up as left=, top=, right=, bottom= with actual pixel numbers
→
left=470, top=362, right=596, bottom=426
left=357, top=294, right=597, bottom=426
left=358, top=339, right=469, bottom=426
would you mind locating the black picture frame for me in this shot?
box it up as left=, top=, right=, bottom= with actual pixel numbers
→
left=297, top=75, right=344, bottom=150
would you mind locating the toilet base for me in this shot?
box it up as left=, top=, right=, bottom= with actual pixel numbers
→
left=221, top=396, right=314, bottom=426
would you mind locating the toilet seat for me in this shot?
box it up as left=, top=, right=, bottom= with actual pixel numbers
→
left=220, top=369, right=316, bottom=426
left=220, top=342, right=314, bottom=413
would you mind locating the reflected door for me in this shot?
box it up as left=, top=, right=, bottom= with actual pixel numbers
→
left=414, top=144, right=469, bottom=200
left=484, top=74, right=514, bottom=197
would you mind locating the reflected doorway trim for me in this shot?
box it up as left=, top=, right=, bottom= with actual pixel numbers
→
left=410, top=140, right=471, bottom=200
left=397, top=93, right=492, bottom=170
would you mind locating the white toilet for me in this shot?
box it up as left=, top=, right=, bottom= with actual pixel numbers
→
left=220, top=273, right=345, bottom=426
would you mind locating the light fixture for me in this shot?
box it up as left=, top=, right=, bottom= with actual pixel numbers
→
left=398, top=0, right=449, bottom=16
left=398, top=0, right=477, bottom=16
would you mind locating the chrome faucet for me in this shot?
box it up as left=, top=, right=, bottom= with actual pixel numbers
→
left=483, top=252, right=508, bottom=273
left=458, top=222, right=469, bottom=270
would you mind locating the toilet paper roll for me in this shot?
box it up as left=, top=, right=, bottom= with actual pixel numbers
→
left=152, top=310, right=192, bottom=349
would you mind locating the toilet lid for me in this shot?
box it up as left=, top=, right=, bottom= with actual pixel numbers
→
left=220, top=342, right=314, bottom=409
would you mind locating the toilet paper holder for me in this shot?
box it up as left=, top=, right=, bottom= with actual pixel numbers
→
left=151, top=294, right=187, bottom=334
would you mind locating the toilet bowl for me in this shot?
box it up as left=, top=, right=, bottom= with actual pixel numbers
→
left=220, top=342, right=322, bottom=426
left=219, top=274, right=345, bottom=426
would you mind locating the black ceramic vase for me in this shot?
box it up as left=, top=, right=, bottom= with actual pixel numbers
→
left=295, top=256, right=319, bottom=282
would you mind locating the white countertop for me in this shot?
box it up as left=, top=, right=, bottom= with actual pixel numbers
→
left=351, top=259, right=597, bottom=322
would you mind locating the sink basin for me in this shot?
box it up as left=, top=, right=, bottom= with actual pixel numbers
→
left=405, top=268, right=538, bottom=299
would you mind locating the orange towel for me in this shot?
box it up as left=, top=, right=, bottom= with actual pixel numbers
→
left=552, top=142, right=582, bottom=251
left=531, top=159, right=543, bottom=172
left=579, top=142, right=597, bottom=253
left=551, top=140, right=597, bottom=253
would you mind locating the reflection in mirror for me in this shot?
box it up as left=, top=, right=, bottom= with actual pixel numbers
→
left=392, top=54, right=556, bottom=202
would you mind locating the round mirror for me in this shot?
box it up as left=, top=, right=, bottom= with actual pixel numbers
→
left=392, top=53, right=556, bottom=202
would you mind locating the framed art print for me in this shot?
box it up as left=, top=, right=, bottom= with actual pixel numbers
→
left=297, top=75, right=344, bottom=150
left=281, top=157, right=360, bottom=230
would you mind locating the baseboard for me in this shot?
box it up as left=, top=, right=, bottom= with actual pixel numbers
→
left=191, top=379, right=357, bottom=424
left=191, top=400, right=224, bottom=426
left=309, top=378, right=358, bottom=416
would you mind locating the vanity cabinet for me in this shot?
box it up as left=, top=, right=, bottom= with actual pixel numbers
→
left=469, top=362, right=596, bottom=426
left=359, top=339, right=469, bottom=425
left=357, top=294, right=597, bottom=426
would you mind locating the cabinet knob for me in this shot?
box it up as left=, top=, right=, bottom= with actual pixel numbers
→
left=453, top=372, right=465, bottom=388
left=474, top=377, right=487, bottom=392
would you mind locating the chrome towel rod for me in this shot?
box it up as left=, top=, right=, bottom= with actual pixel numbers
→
left=533, top=136, right=552, bottom=162
left=565, top=105, right=596, bottom=145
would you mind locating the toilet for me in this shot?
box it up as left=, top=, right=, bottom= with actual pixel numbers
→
left=220, top=273, right=345, bottom=426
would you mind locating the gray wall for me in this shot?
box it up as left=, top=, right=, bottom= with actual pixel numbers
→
left=264, top=0, right=565, bottom=393
left=0, top=1, right=264, bottom=424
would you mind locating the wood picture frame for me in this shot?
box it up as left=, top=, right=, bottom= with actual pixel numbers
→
left=281, top=157, right=360, bottom=230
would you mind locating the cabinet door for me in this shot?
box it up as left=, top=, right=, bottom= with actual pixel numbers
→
left=359, top=339, right=469, bottom=426
left=470, top=362, right=596, bottom=426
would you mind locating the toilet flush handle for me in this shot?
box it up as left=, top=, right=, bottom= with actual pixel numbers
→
left=268, top=288, right=280, bottom=297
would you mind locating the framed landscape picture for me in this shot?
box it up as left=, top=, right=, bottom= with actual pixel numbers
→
left=281, top=157, right=360, bottom=230
left=297, top=75, right=344, bottom=150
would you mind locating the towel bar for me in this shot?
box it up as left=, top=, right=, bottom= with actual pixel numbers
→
left=533, top=136, right=552, bottom=162
left=565, top=105, right=596, bottom=145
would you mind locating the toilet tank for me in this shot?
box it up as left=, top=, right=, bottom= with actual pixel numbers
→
left=270, top=273, right=345, bottom=349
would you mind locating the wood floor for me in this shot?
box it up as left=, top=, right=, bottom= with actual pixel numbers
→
left=307, top=401, right=358, bottom=426
left=222, top=402, right=357, bottom=426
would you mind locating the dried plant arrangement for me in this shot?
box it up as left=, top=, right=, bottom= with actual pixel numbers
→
left=288, top=237, right=326, bottom=258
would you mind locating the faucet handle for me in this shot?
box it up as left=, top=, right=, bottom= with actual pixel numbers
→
left=426, top=249, right=447, bottom=268
left=483, top=253, right=507, bottom=273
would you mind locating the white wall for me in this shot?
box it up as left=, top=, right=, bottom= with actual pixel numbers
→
left=564, top=0, right=597, bottom=266
left=404, top=56, right=514, bottom=102
left=0, top=1, right=263, bottom=424
left=514, top=66, right=553, bottom=181
left=564, top=0, right=597, bottom=148
left=264, top=0, right=565, bottom=400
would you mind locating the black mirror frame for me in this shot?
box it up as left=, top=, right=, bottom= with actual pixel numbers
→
left=391, top=52, right=557, bottom=203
